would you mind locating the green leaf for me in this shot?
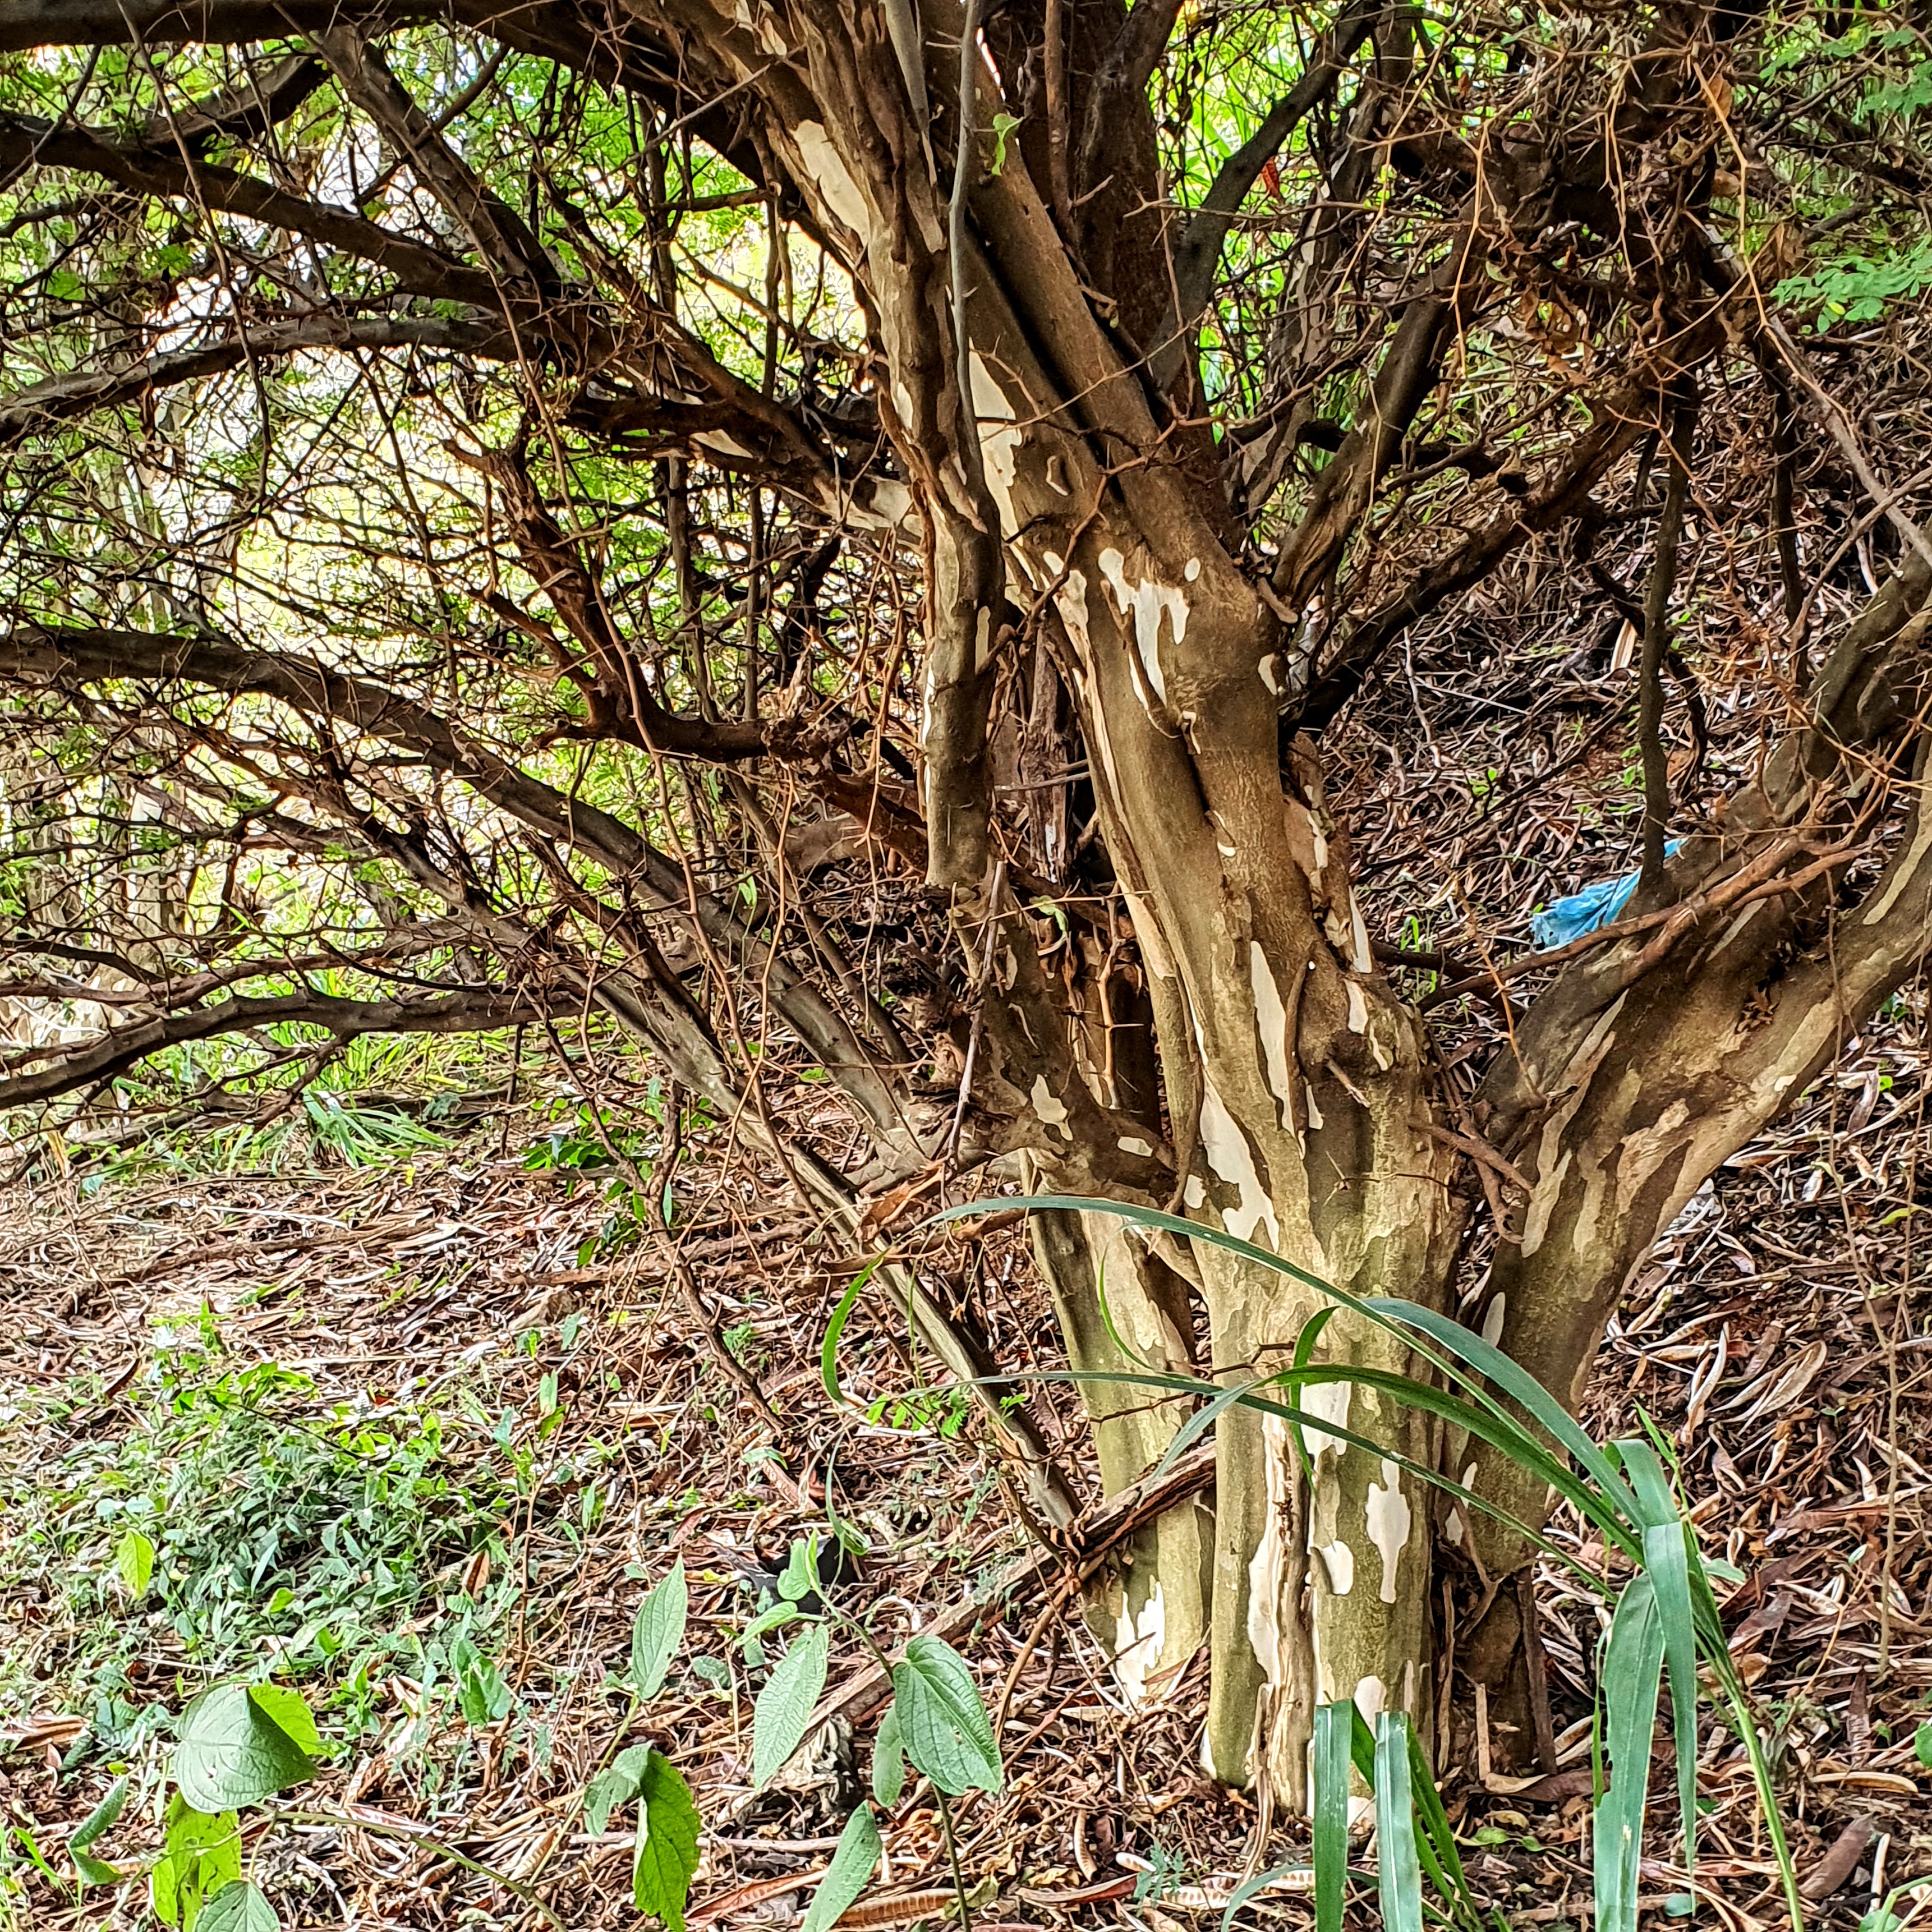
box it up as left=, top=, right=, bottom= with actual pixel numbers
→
left=820, top=1254, right=888, bottom=1408
left=12, top=1827, right=60, bottom=1885
left=890, top=1634, right=1000, bottom=1795
left=153, top=1797, right=241, bottom=1930
left=243, top=1685, right=323, bottom=1759
left=872, top=1703, right=906, bottom=1807
left=778, top=1537, right=820, bottom=1604
left=1312, top=1701, right=1352, bottom=1932
left=116, top=1528, right=155, bottom=1598
left=68, top=1774, right=128, bottom=1882
left=742, top=1601, right=801, bottom=1644
left=1595, top=1575, right=1666, bottom=1932
left=452, top=1637, right=512, bottom=1726
left=1374, top=1712, right=1424, bottom=1932
left=1914, top=1721, right=1932, bottom=1769
left=174, top=1683, right=316, bottom=1813
left=585, top=1742, right=654, bottom=1836
left=632, top=1749, right=702, bottom=1932
left=754, top=1624, right=829, bottom=1786
left=1621, top=1439, right=1701, bottom=1876
left=70, top=1774, right=128, bottom=1851
left=802, top=1807, right=881, bottom=1932
left=632, top=1559, right=689, bottom=1701
left=989, top=111, right=1022, bottom=176
left=197, top=1881, right=280, bottom=1932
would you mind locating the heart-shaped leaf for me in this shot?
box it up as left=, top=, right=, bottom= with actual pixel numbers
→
left=890, top=1636, right=1000, bottom=1795
left=197, top=1880, right=280, bottom=1932
left=173, top=1684, right=317, bottom=1813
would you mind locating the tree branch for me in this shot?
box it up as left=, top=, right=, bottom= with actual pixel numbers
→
left=0, top=984, right=564, bottom=1109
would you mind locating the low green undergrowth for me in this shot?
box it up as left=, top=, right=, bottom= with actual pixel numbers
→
left=0, top=1335, right=519, bottom=1765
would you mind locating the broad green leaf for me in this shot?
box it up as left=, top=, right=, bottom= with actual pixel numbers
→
left=174, top=1684, right=316, bottom=1812
left=116, top=1528, right=155, bottom=1598
left=872, top=1703, right=906, bottom=1807
left=632, top=1560, right=689, bottom=1701
left=585, top=1742, right=654, bottom=1836
left=1311, top=1701, right=1352, bottom=1932
left=891, top=1635, right=1000, bottom=1795
left=197, top=1881, right=280, bottom=1932
left=73, top=1844, right=123, bottom=1884
left=742, top=1602, right=801, bottom=1644
left=632, top=1749, right=702, bottom=1932
left=802, top=1807, right=881, bottom=1932
left=244, top=1685, right=323, bottom=1759
left=1374, top=1712, right=1423, bottom=1932
left=753, top=1623, right=829, bottom=1786
left=1915, top=1721, right=1932, bottom=1768
left=1595, top=1575, right=1666, bottom=1932
left=778, top=1537, right=820, bottom=1604
left=153, top=1797, right=241, bottom=1930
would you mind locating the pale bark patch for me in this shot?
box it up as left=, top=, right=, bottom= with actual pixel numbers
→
left=790, top=121, right=871, bottom=246
left=1114, top=1582, right=1169, bottom=1706
left=1364, top=1459, right=1412, bottom=1605
left=1315, top=1538, right=1355, bottom=1595
left=1096, top=546, right=1190, bottom=714
left=1250, top=941, right=1295, bottom=1125
left=967, top=352, right=1022, bottom=537
left=1199, top=1078, right=1281, bottom=1246
left=1031, top=1073, right=1072, bottom=1137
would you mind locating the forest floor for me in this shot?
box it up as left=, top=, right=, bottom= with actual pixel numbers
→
left=4, top=1029, right=1932, bottom=1932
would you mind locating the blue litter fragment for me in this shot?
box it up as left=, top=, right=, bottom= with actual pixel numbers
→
left=1531, top=840, right=1682, bottom=951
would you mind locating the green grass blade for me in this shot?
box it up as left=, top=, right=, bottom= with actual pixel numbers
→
left=1618, top=1438, right=1700, bottom=1877
left=1375, top=1712, right=1425, bottom=1932
left=1405, top=1723, right=1479, bottom=1931
left=1595, top=1575, right=1664, bottom=1932
left=820, top=1252, right=887, bottom=1407
left=1312, top=1700, right=1354, bottom=1932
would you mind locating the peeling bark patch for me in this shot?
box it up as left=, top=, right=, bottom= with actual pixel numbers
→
left=1301, top=1379, right=1351, bottom=1462
left=1097, top=546, right=1190, bottom=714
left=1199, top=1079, right=1281, bottom=1247
left=1031, top=1074, right=1072, bottom=1138
left=1117, top=1134, right=1154, bottom=1158
left=1480, top=1292, right=1506, bottom=1347
left=1245, top=1416, right=1295, bottom=1712
left=1354, top=1675, right=1388, bottom=1722
left=1365, top=1460, right=1411, bottom=1605
left=1250, top=942, right=1294, bottom=1127
left=1315, top=1538, right=1354, bottom=1595
left=1346, top=981, right=1368, bottom=1033
left=792, top=121, right=870, bottom=245
left=968, top=353, right=1022, bottom=537
left=1114, top=1582, right=1167, bottom=1706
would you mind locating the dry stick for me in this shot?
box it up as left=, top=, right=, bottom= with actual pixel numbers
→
left=1638, top=376, right=1698, bottom=894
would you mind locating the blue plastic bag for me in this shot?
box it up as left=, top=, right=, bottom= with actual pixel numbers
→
left=1531, top=841, right=1681, bottom=951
